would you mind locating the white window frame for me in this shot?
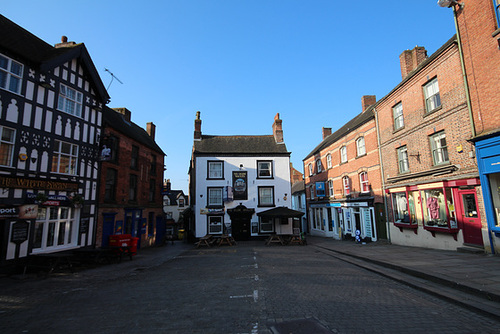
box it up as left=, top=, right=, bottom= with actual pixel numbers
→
left=57, top=83, right=83, bottom=117
left=308, top=163, right=313, bottom=176
left=326, top=154, right=332, bottom=169
left=51, top=140, right=78, bottom=175
left=397, top=146, right=409, bottom=173
left=208, top=215, right=223, bottom=235
left=356, top=137, right=366, bottom=156
left=32, top=206, right=77, bottom=253
left=316, top=159, right=322, bottom=173
left=207, top=187, right=223, bottom=206
left=0, top=126, right=16, bottom=167
left=423, top=77, right=441, bottom=113
left=340, top=146, right=347, bottom=163
left=208, top=161, right=223, bottom=179
left=328, top=179, right=334, bottom=198
left=257, top=161, right=273, bottom=178
left=393, top=102, right=404, bottom=130
left=258, top=186, right=274, bottom=207
left=343, top=176, right=350, bottom=196
left=0, top=53, right=23, bottom=94
left=259, top=217, right=274, bottom=233
left=430, top=131, right=449, bottom=165
left=359, top=172, right=369, bottom=193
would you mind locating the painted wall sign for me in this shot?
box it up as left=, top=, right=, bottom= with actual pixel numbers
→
left=0, top=176, right=78, bottom=192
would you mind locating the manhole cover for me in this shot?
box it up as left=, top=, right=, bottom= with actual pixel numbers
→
left=270, top=318, right=332, bottom=334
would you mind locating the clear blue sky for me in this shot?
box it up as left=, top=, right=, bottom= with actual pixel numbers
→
left=3, top=1, right=455, bottom=193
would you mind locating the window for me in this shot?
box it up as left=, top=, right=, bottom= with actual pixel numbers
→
left=129, top=174, right=138, bottom=201
left=57, top=84, right=83, bottom=117
left=208, top=216, right=223, bottom=234
left=179, top=198, right=185, bottom=207
left=0, top=53, right=23, bottom=94
left=257, top=161, right=273, bottom=178
left=397, top=146, right=409, bottom=173
left=258, top=186, right=274, bottom=207
left=33, top=207, right=76, bottom=251
left=51, top=140, right=78, bottom=175
left=342, top=176, right=350, bottom=196
left=208, top=187, right=223, bottom=206
left=208, top=161, right=223, bottom=179
left=359, top=172, right=369, bottom=193
left=423, top=77, right=441, bottom=112
left=494, top=0, right=500, bottom=28
left=356, top=137, right=366, bottom=156
left=316, top=159, right=322, bottom=173
left=392, top=192, right=410, bottom=224
left=148, top=212, right=154, bottom=237
left=326, top=154, right=332, bottom=169
left=308, top=163, right=313, bottom=176
left=260, top=217, right=274, bottom=233
left=309, top=185, right=315, bottom=200
left=328, top=179, right=334, bottom=198
left=340, top=146, right=347, bottom=163
left=488, top=173, right=500, bottom=227
left=104, top=168, right=118, bottom=201
left=149, top=179, right=156, bottom=202
left=131, top=145, right=139, bottom=170
left=150, top=155, right=157, bottom=175
left=0, top=126, right=15, bottom=166
left=422, top=188, right=449, bottom=228
left=393, top=102, right=404, bottom=130
left=430, top=131, right=449, bottom=165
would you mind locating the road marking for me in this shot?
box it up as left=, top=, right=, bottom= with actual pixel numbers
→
left=229, top=290, right=258, bottom=303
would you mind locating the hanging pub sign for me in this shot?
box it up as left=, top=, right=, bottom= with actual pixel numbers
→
left=315, top=182, right=326, bottom=197
left=232, top=171, right=248, bottom=200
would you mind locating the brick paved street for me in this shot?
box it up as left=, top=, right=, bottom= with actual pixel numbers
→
left=1, top=241, right=499, bottom=334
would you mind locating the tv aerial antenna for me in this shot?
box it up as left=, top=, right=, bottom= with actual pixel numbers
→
left=105, top=68, right=123, bottom=90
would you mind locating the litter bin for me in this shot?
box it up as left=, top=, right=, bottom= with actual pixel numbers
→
left=130, top=237, right=139, bottom=255
left=178, top=229, right=185, bottom=240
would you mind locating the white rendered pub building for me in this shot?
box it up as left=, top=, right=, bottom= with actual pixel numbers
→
left=188, top=112, right=294, bottom=240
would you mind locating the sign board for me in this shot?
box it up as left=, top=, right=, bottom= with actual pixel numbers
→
left=11, top=220, right=30, bottom=244
left=315, top=182, right=325, bottom=197
left=232, top=171, right=247, bottom=200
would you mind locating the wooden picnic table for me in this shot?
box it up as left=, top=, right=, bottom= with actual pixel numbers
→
left=216, top=234, right=236, bottom=246
left=196, top=234, right=215, bottom=248
left=265, top=234, right=285, bottom=245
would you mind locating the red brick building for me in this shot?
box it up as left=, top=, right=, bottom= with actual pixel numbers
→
left=303, top=96, right=385, bottom=241
left=449, top=0, right=500, bottom=253
left=96, top=107, right=165, bottom=249
left=377, top=37, right=485, bottom=251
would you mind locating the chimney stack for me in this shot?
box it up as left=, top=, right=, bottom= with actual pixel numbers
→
left=112, top=107, right=132, bottom=122
left=194, top=111, right=202, bottom=140
left=54, top=35, right=76, bottom=48
left=272, top=113, right=284, bottom=144
left=400, top=46, right=427, bottom=79
left=361, top=95, right=376, bottom=112
left=166, top=179, right=171, bottom=191
left=322, top=127, right=332, bottom=139
left=147, top=122, right=156, bottom=140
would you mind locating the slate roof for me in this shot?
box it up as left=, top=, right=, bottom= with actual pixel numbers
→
left=304, top=108, right=374, bottom=160
left=0, top=14, right=109, bottom=103
left=193, top=135, right=289, bottom=155
left=291, top=180, right=305, bottom=195
left=102, top=106, right=165, bottom=155
left=163, top=190, right=186, bottom=205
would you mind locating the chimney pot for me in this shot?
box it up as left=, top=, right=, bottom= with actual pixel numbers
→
left=61, top=36, right=68, bottom=43
left=322, top=127, right=332, bottom=139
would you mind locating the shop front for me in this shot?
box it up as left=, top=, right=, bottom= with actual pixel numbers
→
left=388, top=178, right=484, bottom=251
left=475, top=134, right=500, bottom=254
left=309, top=203, right=341, bottom=239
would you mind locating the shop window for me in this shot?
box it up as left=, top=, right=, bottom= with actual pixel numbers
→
left=430, top=131, right=449, bottom=165
left=421, top=188, right=450, bottom=228
left=0, top=53, right=23, bottom=94
left=489, top=173, right=500, bottom=227
left=208, top=161, right=223, bottom=179
left=208, top=216, right=223, bottom=234
left=0, top=126, right=15, bottom=166
left=423, top=77, right=441, bottom=113
left=260, top=217, right=274, bottom=233
left=393, top=102, right=404, bottom=130
left=33, top=206, right=76, bottom=252
left=392, top=192, right=411, bottom=224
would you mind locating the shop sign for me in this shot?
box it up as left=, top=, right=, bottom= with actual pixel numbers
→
left=232, top=171, right=247, bottom=200
left=310, top=203, right=341, bottom=208
left=341, top=202, right=368, bottom=207
left=0, top=207, right=19, bottom=218
left=11, top=220, right=29, bottom=244
left=26, top=193, right=70, bottom=206
left=315, top=182, right=325, bottom=197
left=200, top=208, right=225, bottom=215
left=0, top=175, right=78, bottom=192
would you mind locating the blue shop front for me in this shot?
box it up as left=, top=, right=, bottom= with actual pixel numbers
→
left=474, top=133, right=500, bottom=254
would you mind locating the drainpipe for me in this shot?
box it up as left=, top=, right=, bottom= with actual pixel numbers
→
left=374, top=107, right=391, bottom=243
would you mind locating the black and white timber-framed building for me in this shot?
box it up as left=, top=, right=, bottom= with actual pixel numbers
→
left=0, top=15, right=109, bottom=265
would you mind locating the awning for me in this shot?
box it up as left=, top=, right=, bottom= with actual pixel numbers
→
left=257, top=206, right=304, bottom=218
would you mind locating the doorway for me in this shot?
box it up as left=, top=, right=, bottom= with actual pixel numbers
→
left=456, top=189, right=483, bottom=246
left=231, top=217, right=251, bottom=241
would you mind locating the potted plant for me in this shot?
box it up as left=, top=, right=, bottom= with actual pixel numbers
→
left=71, top=193, right=85, bottom=207
left=35, top=192, right=48, bottom=204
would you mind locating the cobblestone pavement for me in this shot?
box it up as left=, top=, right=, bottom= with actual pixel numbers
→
left=1, top=241, right=500, bottom=334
